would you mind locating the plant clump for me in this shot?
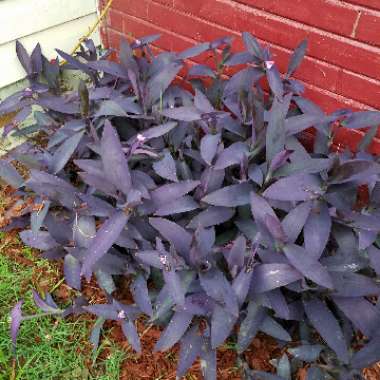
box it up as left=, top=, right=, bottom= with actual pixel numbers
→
left=1, top=33, right=380, bottom=380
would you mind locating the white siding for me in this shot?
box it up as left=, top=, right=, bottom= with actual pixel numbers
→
left=0, top=0, right=99, bottom=89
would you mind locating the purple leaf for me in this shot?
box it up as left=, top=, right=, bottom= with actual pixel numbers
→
left=267, top=289, right=290, bottom=320
left=163, top=268, right=185, bottom=306
left=344, top=111, right=380, bottom=129
left=303, top=202, right=331, bottom=259
left=161, top=106, right=202, bottom=121
left=145, top=62, right=182, bottom=107
left=101, top=120, right=132, bottom=195
left=242, top=32, right=263, bottom=60
left=211, top=305, right=238, bottom=348
left=140, top=121, right=177, bottom=140
left=287, top=345, right=323, bottom=363
left=0, top=160, right=24, bottom=188
left=149, top=217, right=192, bottom=257
left=283, top=244, right=333, bottom=289
left=224, top=51, right=254, bottom=66
left=264, top=214, right=287, bottom=242
left=154, top=311, right=193, bottom=352
left=73, top=215, right=96, bottom=249
left=86, top=60, right=129, bottom=79
left=32, top=290, right=60, bottom=313
left=51, top=131, right=84, bottom=174
left=177, top=325, right=203, bottom=378
left=232, top=268, right=253, bottom=306
left=260, top=316, right=291, bottom=342
left=94, top=100, right=128, bottom=117
left=130, top=275, right=153, bottom=317
left=358, top=230, right=377, bottom=250
left=187, top=206, right=234, bottom=229
left=82, top=211, right=128, bottom=279
left=333, top=296, right=380, bottom=337
left=188, top=64, right=216, bottom=78
left=269, top=149, right=293, bottom=173
left=31, top=199, right=50, bottom=234
left=266, top=93, right=292, bottom=162
left=178, top=42, right=210, bottom=59
left=303, top=298, right=349, bottom=363
left=153, top=151, right=178, bottom=182
left=214, top=142, right=248, bottom=170
left=16, top=40, right=32, bottom=75
left=250, top=192, right=278, bottom=222
left=223, top=67, right=263, bottom=98
left=281, top=201, right=311, bottom=243
left=90, top=317, right=104, bottom=351
left=287, top=39, right=308, bottom=77
left=155, top=195, right=199, bottom=216
left=151, top=180, right=200, bottom=205
left=331, top=272, right=380, bottom=297
left=84, top=304, right=119, bottom=320
left=330, top=160, right=380, bottom=185
left=251, top=264, right=302, bottom=293
left=267, top=64, right=284, bottom=98
left=19, top=230, right=59, bottom=250
left=200, top=133, right=220, bottom=165
left=285, top=114, right=324, bottom=136
left=194, top=88, right=215, bottom=114
left=199, top=269, right=239, bottom=317
left=200, top=338, right=217, bottom=380
left=368, top=245, right=380, bottom=275
left=351, top=335, right=380, bottom=369
left=121, top=320, right=141, bottom=353
left=10, top=300, right=24, bottom=352
left=135, top=250, right=164, bottom=269
left=237, top=301, right=266, bottom=353
left=202, top=183, right=253, bottom=207
left=228, top=235, right=246, bottom=269
left=263, top=174, right=322, bottom=201
left=64, top=254, right=82, bottom=290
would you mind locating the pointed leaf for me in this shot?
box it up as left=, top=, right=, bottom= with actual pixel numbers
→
left=121, top=320, right=141, bottom=353
left=202, top=183, right=253, bottom=207
left=188, top=206, right=234, bottom=229
left=287, top=39, right=308, bottom=77
left=64, top=254, right=81, bottom=290
left=153, top=151, right=178, bottom=182
left=211, top=305, right=238, bottom=348
left=82, top=211, right=128, bottom=279
left=149, top=217, right=192, bottom=257
left=263, top=174, right=322, bottom=201
left=303, top=298, right=349, bottom=363
left=10, top=300, right=24, bottom=353
left=0, top=161, right=24, bottom=188
left=154, top=311, right=193, bottom=352
left=283, top=244, right=333, bottom=289
left=200, top=133, right=220, bottom=165
left=155, top=195, right=199, bottom=216
left=101, top=120, right=131, bottom=195
left=251, top=264, right=302, bottom=293
left=130, top=275, right=153, bottom=317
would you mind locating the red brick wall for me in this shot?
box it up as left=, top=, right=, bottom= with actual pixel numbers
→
left=99, top=0, right=380, bottom=149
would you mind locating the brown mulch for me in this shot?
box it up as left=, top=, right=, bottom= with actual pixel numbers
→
left=1, top=183, right=380, bottom=380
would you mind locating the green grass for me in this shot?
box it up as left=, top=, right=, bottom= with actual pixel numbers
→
left=0, top=243, right=125, bottom=380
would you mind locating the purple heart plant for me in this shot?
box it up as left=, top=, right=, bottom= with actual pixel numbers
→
left=2, top=33, right=380, bottom=380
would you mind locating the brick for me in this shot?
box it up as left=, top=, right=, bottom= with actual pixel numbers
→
left=343, top=0, right=380, bottom=11
left=233, top=5, right=380, bottom=81
left=108, top=10, right=123, bottom=33
left=113, top=0, right=149, bottom=18
left=356, top=12, right=380, bottom=47
left=145, top=1, right=380, bottom=82
left=337, top=70, right=380, bottom=109
left=236, top=0, right=358, bottom=37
